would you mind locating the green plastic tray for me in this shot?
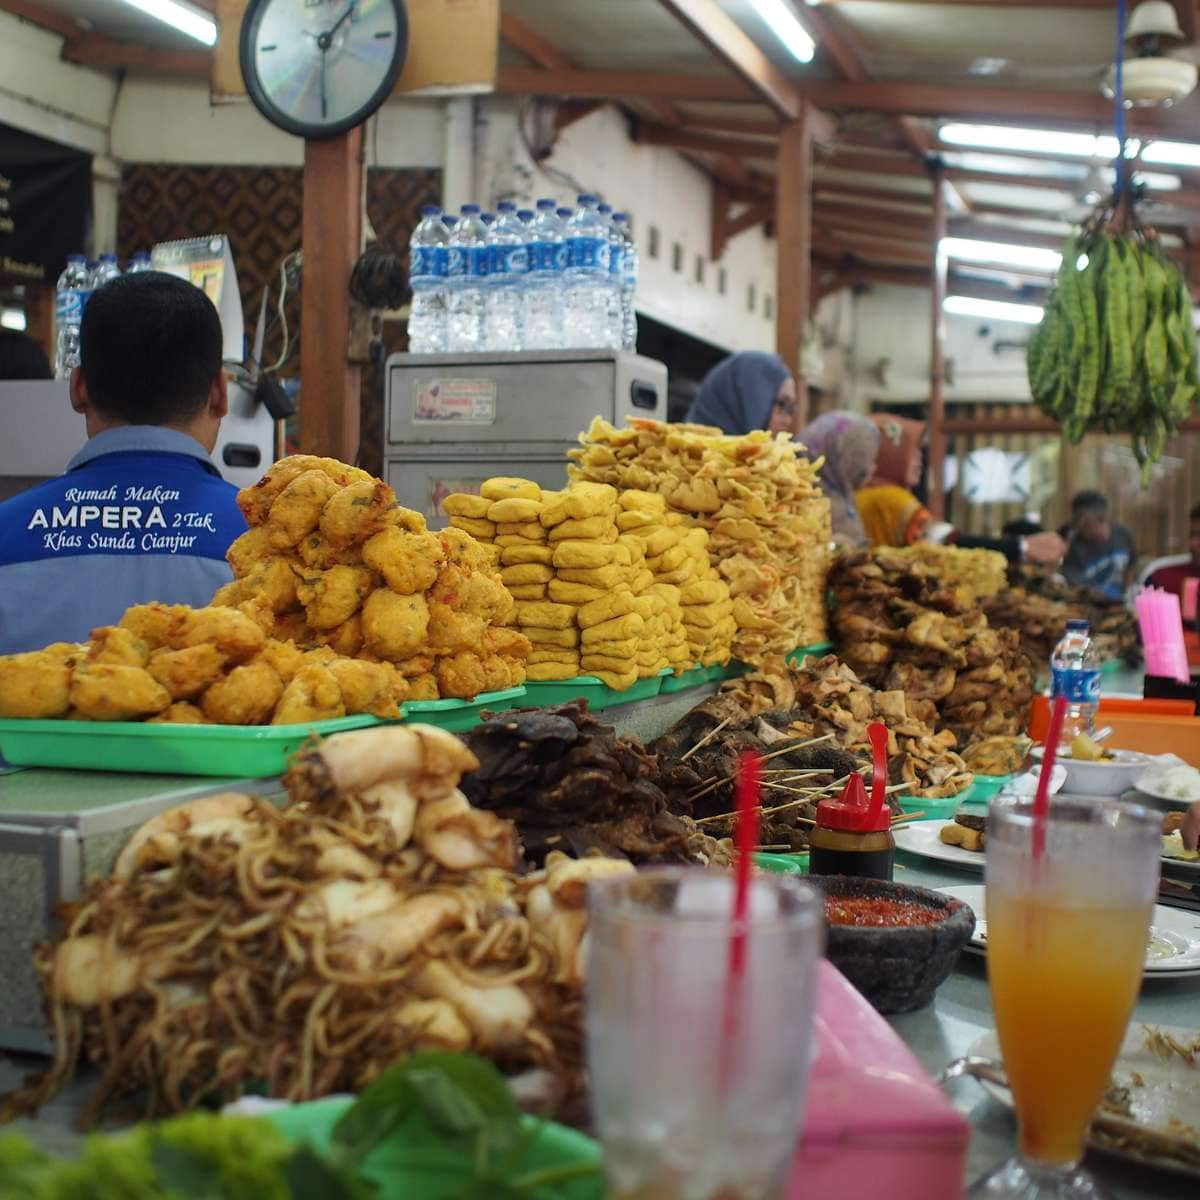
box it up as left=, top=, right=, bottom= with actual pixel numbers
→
left=0, top=714, right=379, bottom=777
left=266, top=1095, right=602, bottom=1200
left=895, top=774, right=1005, bottom=819
left=755, top=850, right=810, bottom=875
left=660, top=664, right=710, bottom=693
left=522, top=672, right=664, bottom=711
left=400, top=686, right=526, bottom=732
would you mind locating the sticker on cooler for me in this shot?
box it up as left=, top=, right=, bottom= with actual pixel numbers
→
left=413, top=378, right=497, bottom=424
left=429, top=478, right=485, bottom=521
left=1050, top=667, right=1101, bottom=705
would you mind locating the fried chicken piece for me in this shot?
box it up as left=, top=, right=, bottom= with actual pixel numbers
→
left=884, top=662, right=957, bottom=702
left=272, top=663, right=345, bottom=724
left=177, top=606, right=267, bottom=663
left=225, top=526, right=274, bottom=576
left=146, top=644, right=226, bottom=700
left=326, top=658, right=402, bottom=718
left=147, top=702, right=209, bottom=724
left=87, top=626, right=150, bottom=667
left=0, top=649, right=78, bottom=718
left=362, top=590, right=430, bottom=660
left=319, top=478, right=403, bottom=548
left=427, top=602, right=486, bottom=654
left=200, top=660, right=283, bottom=725
left=266, top=469, right=341, bottom=549
left=434, top=651, right=488, bottom=700
left=362, top=528, right=444, bottom=595
left=295, top=564, right=375, bottom=630
left=70, top=664, right=171, bottom=721
left=237, top=454, right=370, bottom=526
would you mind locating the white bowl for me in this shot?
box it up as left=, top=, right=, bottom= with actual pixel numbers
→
left=1030, top=746, right=1151, bottom=797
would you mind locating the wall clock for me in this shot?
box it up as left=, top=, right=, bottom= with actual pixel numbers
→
left=240, top=0, right=408, bottom=139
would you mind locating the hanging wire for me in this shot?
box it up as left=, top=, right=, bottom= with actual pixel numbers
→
left=1114, top=0, right=1128, bottom=198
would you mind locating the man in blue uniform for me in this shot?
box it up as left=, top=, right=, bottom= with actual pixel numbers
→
left=0, top=272, right=247, bottom=654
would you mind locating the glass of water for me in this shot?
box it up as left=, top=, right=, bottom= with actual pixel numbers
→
left=585, top=868, right=825, bottom=1200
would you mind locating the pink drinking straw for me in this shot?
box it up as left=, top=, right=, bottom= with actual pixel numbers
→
left=1033, top=695, right=1068, bottom=860
left=720, top=751, right=762, bottom=1087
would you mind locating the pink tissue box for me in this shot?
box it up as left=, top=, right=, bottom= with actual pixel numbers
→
left=787, top=961, right=969, bottom=1200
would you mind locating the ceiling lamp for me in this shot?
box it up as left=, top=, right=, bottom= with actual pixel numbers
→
left=940, top=237, right=1061, bottom=273
left=1102, top=0, right=1197, bottom=106
left=117, top=0, right=217, bottom=45
left=749, top=0, right=815, bottom=64
left=943, top=296, right=1044, bottom=325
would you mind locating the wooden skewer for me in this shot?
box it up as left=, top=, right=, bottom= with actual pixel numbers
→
left=680, top=716, right=732, bottom=763
left=757, top=733, right=836, bottom=763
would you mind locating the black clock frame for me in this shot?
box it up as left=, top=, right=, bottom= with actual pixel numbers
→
left=239, top=0, right=409, bottom=140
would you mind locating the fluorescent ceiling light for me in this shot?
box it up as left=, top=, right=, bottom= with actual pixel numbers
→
left=941, top=236, right=1061, bottom=272
left=118, top=0, right=217, bottom=45
left=944, top=295, right=1044, bottom=325
left=1131, top=169, right=1182, bottom=191
left=749, top=0, right=815, bottom=63
left=0, top=309, right=26, bottom=331
left=1141, top=140, right=1200, bottom=167
left=941, top=124, right=1145, bottom=162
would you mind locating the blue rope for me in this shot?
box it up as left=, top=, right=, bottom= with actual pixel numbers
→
left=1114, top=0, right=1127, bottom=197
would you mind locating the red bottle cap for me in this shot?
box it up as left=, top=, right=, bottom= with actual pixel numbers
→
left=816, top=771, right=891, bottom=832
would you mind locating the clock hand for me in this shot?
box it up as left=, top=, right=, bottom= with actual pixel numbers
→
left=319, top=46, right=328, bottom=120
left=328, top=0, right=357, bottom=38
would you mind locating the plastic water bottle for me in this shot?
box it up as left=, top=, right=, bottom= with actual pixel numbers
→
left=90, top=253, right=121, bottom=291
left=408, top=204, right=448, bottom=354
left=126, top=251, right=152, bottom=273
left=54, top=254, right=90, bottom=379
left=563, top=193, right=612, bottom=348
left=485, top=201, right=526, bottom=352
left=446, top=203, right=489, bottom=353
left=517, top=209, right=534, bottom=224
left=1049, top=619, right=1101, bottom=748
left=598, top=203, right=623, bottom=350
left=614, top=212, right=639, bottom=352
left=523, top=198, right=566, bottom=350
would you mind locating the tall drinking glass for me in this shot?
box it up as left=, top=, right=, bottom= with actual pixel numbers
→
left=969, top=798, right=1162, bottom=1199
left=585, top=868, right=824, bottom=1200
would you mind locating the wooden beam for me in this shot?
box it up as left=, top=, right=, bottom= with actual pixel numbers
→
left=62, top=35, right=210, bottom=74
left=301, top=129, right=363, bottom=462
left=656, top=0, right=801, bottom=121
left=0, top=0, right=81, bottom=39
left=634, top=122, right=775, bottom=160
left=495, top=66, right=754, bottom=102
left=815, top=205, right=932, bottom=239
left=777, top=110, right=815, bottom=427
left=929, top=171, right=948, bottom=520
left=554, top=100, right=604, bottom=131
left=941, top=166, right=1086, bottom=193
left=814, top=184, right=932, bottom=209
left=681, top=113, right=779, bottom=137
left=819, top=151, right=929, bottom=179
left=498, top=9, right=573, bottom=70
left=947, top=218, right=1069, bottom=252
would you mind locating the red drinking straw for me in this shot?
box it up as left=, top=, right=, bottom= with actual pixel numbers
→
left=720, top=751, right=761, bottom=1086
left=1033, top=695, right=1068, bottom=859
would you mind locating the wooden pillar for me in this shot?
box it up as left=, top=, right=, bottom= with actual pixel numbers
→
left=24, top=283, right=54, bottom=367
left=928, top=168, right=948, bottom=519
left=776, top=108, right=813, bottom=434
left=300, top=129, right=363, bottom=461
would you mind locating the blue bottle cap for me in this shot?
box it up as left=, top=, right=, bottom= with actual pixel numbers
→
left=557, top=209, right=573, bottom=219
left=481, top=213, right=495, bottom=224
left=496, top=200, right=516, bottom=212
left=460, top=203, right=481, bottom=214
left=613, top=211, right=628, bottom=221
left=598, top=203, right=612, bottom=213
left=536, top=198, right=557, bottom=209
left=420, top=204, right=441, bottom=217
left=517, top=210, right=534, bottom=221
left=577, top=193, right=598, bottom=204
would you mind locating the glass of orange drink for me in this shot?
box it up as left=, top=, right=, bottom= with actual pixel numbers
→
left=969, top=797, right=1162, bottom=1199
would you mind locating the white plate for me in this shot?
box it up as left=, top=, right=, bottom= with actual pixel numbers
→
left=937, top=885, right=1200, bottom=977
left=893, top=819, right=986, bottom=871
left=1136, top=763, right=1200, bottom=807
left=968, top=1024, right=1200, bottom=1179
left=1032, top=746, right=1151, bottom=797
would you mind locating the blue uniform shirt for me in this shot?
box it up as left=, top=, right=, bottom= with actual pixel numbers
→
left=0, top=427, right=247, bottom=655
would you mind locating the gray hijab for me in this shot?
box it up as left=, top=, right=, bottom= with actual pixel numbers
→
left=800, top=411, right=881, bottom=548
left=686, top=352, right=791, bottom=435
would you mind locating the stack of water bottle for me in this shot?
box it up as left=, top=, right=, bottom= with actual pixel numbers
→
left=54, top=251, right=152, bottom=378
left=408, top=194, right=639, bottom=355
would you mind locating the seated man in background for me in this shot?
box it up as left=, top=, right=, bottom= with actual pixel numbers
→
left=1061, top=490, right=1135, bottom=600
left=1147, top=503, right=1200, bottom=601
left=0, top=272, right=246, bottom=655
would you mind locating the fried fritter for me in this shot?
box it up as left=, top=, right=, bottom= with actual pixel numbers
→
left=266, top=469, right=341, bottom=549
left=0, top=650, right=77, bottom=718
left=146, top=644, right=227, bottom=701
left=312, top=615, right=365, bottom=658
left=326, top=658, right=402, bottom=718
left=362, top=528, right=444, bottom=595
left=70, top=664, right=171, bottom=721
left=295, top=565, right=375, bottom=630
left=362, top=590, right=430, bottom=660
left=147, top=702, right=209, bottom=725
left=87, top=626, right=150, bottom=667
left=434, top=650, right=488, bottom=699
left=199, top=660, right=283, bottom=725
left=405, top=672, right=439, bottom=700
left=177, top=606, right=266, bottom=663
left=438, top=527, right=494, bottom=572
left=319, top=478, right=402, bottom=548
left=237, top=455, right=369, bottom=526
left=225, top=526, right=274, bottom=576
left=295, top=531, right=364, bottom=570
left=253, top=639, right=306, bottom=685
left=427, top=602, right=486, bottom=653
left=272, top=663, right=345, bottom=724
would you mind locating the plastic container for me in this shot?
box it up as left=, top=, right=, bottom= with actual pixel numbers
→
left=408, top=203, right=449, bottom=354
left=0, top=714, right=379, bottom=777
left=522, top=672, right=664, bottom=711
left=894, top=776, right=1001, bottom=819
left=1049, top=617, right=1101, bottom=747
left=446, top=203, right=488, bottom=352
left=265, top=1095, right=601, bottom=1200
left=399, top=686, right=525, bottom=733
left=809, top=746, right=895, bottom=881
left=786, top=641, right=835, bottom=667
left=661, top=664, right=711, bottom=693
left=484, top=200, right=526, bottom=351
left=755, top=850, right=810, bottom=875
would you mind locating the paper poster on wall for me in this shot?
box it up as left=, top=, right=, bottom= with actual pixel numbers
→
left=413, top=378, right=497, bottom=424
left=429, top=476, right=485, bottom=521
left=151, top=235, right=244, bottom=364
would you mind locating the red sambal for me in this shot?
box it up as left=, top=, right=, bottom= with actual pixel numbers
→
left=825, top=896, right=946, bottom=928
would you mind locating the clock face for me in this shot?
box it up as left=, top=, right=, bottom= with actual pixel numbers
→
left=240, top=0, right=408, bottom=139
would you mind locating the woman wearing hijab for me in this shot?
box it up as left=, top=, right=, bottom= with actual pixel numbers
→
left=856, top=413, right=932, bottom=548
left=686, top=351, right=797, bottom=435
left=798, top=411, right=881, bottom=548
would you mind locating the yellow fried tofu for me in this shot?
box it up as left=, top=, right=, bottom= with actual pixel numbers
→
left=146, top=644, right=227, bottom=700
left=576, top=590, right=636, bottom=629
left=199, top=660, right=283, bottom=724
left=548, top=516, right=615, bottom=543
left=562, top=482, right=618, bottom=519
left=267, top=469, right=342, bottom=549
left=272, top=662, right=346, bottom=724
left=70, top=663, right=171, bottom=721
left=630, top=569, right=657, bottom=594
left=551, top=541, right=624, bottom=570
left=362, top=589, right=430, bottom=660
left=616, top=510, right=656, bottom=531
left=514, top=601, right=576, bottom=630
left=362, top=528, right=445, bottom=596
left=506, top=584, right=546, bottom=600
left=681, top=600, right=734, bottom=629
left=580, top=613, right=643, bottom=643
left=480, top=476, right=541, bottom=502
left=579, top=637, right=640, bottom=659
left=580, top=653, right=637, bottom=674
left=547, top=578, right=607, bottom=605
left=427, top=602, right=486, bottom=653
left=448, top=516, right=497, bottom=540
left=178, top=606, right=266, bottom=663
left=434, top=650, right=488, bottom=699
left=618, top=489, right=666, bottom=513
left=0, top=651, right=75, bottom=718
left=527, top=646, right=580, bottom=665
left=500, top=563, right=554, bottom=587
left=87, top=625, right=150, bottom=667
left=679, top=579, right=729, bottom=606
left=583, top=667, right=638, bottom=690
left=295, top=565, right=375, bottom=630
left=147, top=702, right=209, bottom=724
left=499, top=544, right=554, bottom=565
left=495, top=520, right=546, bottom=539
left=524, top=626, right=579, bottom=648
left=487, top=497, right=543, bottom=523
left=554, top=565, right=623, bottom=590
left=642, top=527, right=683, bottom=558
left=526, top=661, right=579, bottom=681
left=442, top=493, right=492, bottom=519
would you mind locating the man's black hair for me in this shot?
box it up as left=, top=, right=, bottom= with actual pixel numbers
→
left=1071, top=490, right=1108, bottom=517
left=0, top=330, right=52, bottom=380
left=80, top=271, right=223, bottom=425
